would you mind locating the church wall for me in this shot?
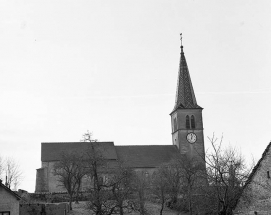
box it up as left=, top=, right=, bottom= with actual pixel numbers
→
left=179, top=130, right=204, bottom=155
left=133, top=168, right=156, bottom=184
left=172, top=132, right=179, bottom=149
left=134, top=168, right=156, bottom=175
left=42, top=161, right=49, bottom=168
left=47, top=161, right=66, bottom=192
left=234, top=147, right=271, bottom=214
left=38, top=160, right=120, bottom=193
left=35, top=167, right=49, bottom=193
left=171, top=112, right=178, bottom=133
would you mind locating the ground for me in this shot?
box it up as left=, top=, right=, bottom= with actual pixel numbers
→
left=69, top=201, right=185, bottom=215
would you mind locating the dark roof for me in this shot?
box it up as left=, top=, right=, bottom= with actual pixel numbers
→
left=41, top=142, right=117, bottom=162
left=115, top=145, right=179, bottom=168
left=172, top=46, right=202, bottom=113
left=0, top=181, right=21, bottom=200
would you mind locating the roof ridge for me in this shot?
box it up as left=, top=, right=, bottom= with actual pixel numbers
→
left=244, top=142, right=271, bottom=187
left=115, top=145, right=175, bottom=147
left=41, top=141, right=114, bottom=143
left=0, top=182, right=21, bottom=200
left=41, top=142, right=117, bottom=162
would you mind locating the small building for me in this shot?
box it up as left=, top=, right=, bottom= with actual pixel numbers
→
left=234, top=142, right=271, bottom=214
left=0, top=179, right=21, bottom=215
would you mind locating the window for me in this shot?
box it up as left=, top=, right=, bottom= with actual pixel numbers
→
left=267, top=171, right=270, bottom=179
left=191, top=115, right=195, bottom=129
left=99, top=176, right=103, bottom=184
left=0, top=212, right=10, bottom=215
left=174, top=118, right=177, bottom=131
left=103, top=176, right=109, bottom=184
left=186, top=115, right=190, bottom=129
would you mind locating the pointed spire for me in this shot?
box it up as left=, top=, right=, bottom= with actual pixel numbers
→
left=173, top=38, right=201, bottom=110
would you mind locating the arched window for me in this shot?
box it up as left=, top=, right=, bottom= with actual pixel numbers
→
left=186, top=115, right=190, bottom=129
left=191, top=115, right=195, bottom=129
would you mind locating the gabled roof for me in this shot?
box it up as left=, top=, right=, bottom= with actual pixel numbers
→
left=242, top=142, right=271, bottom=190
left=234, top=142, right=271, bottom=209
left=172, top=46, right=202, bottom=112
left=115, top=145, right=179, bottom=168
left=0, top=180, right=21, bottom=200
left=41, top=142, right=117, bottom=162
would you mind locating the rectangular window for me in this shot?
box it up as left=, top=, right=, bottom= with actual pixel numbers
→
left=0, top=212, right=10, bottom=215
left=267, top=171, right=270, bottom=179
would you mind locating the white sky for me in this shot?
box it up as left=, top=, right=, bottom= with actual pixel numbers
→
left=0, top=0, right=271, bottom=192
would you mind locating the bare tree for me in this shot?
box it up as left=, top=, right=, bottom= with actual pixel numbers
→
left=0, top=156, right=3, bottom=180
left=131, top=171, right=150, bottom=215
left=161, top=158, right=183, bottom=209
left=152, top=165, right=170, bottom=215
left=4, top=157, right=23, bottom=190
left=82, top=131, right=111, bottom=215
left=81, top=130, right=98, bottom=143
left=53, top=151, right=87, bottom=210
left=154, top=155, right=204, bottom=215
left=204, top=134, right=251, bottom=215
left=109, top=163, right=134, bottom=215
left=174, top=155, right=206, bottom=215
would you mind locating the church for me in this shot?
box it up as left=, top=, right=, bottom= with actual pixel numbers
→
left=35, top=44, right=206, bottom=193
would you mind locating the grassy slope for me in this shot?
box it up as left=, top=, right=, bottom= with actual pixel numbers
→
left=69, top=201, right=184, bottom=215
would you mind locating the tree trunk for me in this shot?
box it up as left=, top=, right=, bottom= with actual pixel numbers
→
left=160, top=189, right=164, bottom=215
left=69, top=194, right=73, bottom=210
left=188, top=186, right=192, bottom=215
left=160, top=198, right=164, bottom=215
left=75, top=183, right=81, bottom=204
left=119, top=206, right=124, bottom=215
left=139, top=189, right=146, bottom=215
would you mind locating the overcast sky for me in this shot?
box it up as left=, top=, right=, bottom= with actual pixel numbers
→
left=0, top=0, right=271, bottom=192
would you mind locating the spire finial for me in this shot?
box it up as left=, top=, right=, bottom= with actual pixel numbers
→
left=180, top=33, right=183, bottom=52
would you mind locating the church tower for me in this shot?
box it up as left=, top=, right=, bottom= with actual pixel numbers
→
left=170, top=43, right=205, bottom=163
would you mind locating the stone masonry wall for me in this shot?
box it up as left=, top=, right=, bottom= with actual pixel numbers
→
left=19, top=203, right=69, bottom=215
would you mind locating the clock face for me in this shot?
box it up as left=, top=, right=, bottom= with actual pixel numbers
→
left=187, top=133, right=197, bottom=144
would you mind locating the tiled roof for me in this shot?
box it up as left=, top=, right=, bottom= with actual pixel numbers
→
left=173, top=46, right=202, bottom=112
left=0, top=181, right=21, bottom=200
left=115, top=145, right=179, bottom=168
left=41, top=142, right=117, bottom=162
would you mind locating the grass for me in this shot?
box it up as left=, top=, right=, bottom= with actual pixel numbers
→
left=69, top=201, right=185, bottom=215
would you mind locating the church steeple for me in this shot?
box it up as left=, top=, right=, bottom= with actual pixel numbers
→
left=173, top=45, right=201, bottom=111
left=170, top=38, right=205, bottom=164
